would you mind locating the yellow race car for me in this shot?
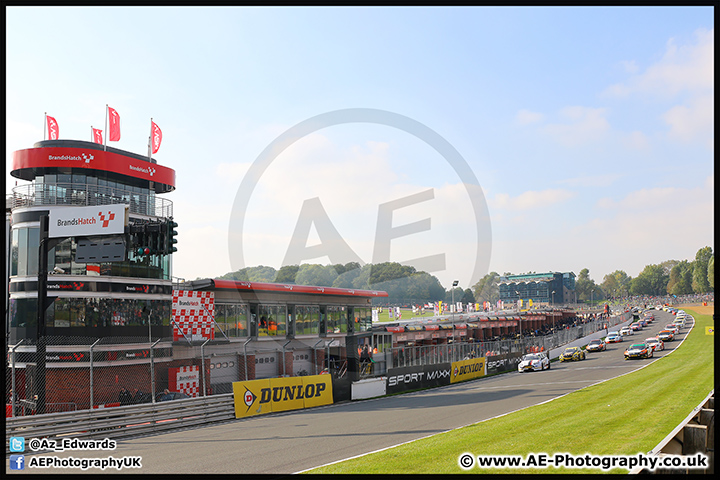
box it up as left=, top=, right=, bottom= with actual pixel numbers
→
left=559, top=346, right=586, bottom=362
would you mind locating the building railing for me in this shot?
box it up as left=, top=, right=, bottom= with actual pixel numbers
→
left=10, top=182, right=173, bottom=218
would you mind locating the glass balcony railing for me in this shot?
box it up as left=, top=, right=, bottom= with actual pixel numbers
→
left=10, top=183, right=173, bottom=218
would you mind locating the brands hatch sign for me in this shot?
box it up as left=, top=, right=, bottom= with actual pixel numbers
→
left=48, top=204, right=128, bottom=238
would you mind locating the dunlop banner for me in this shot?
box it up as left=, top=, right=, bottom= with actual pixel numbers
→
left=450, top=357, right=486, bottom=383
left=233, top=379, right=271, bottom=418
left=232, top=374, right=333, bottom=418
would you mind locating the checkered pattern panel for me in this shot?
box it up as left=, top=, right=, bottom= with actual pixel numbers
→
left=172, top=290, right=215, bottom=341
left=169, top=365, right=200, bottom=398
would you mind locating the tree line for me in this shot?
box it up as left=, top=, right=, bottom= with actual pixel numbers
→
left=216, top=262, right=447, bottom=304
left=471, top=246, right=714, bottom=304
left=213, top=246, right=713, bottom=306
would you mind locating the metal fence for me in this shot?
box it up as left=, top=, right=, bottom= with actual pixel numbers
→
left=6, top=336, right=177, bottom=418
left=5, top=335, right=339, bottom=418
left=5, top=313, right=630, bottom=418
left=384, top=312, right=630, bottom=370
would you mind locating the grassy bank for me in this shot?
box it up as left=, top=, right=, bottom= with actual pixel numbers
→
left=307, top=307, right=714, bottom=474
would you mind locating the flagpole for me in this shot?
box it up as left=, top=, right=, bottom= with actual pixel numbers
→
left=104, top=105, right=108, bottom=151
left=44, top=112, right=47, bottom=141
left=148, top=118, right=153, bottom=161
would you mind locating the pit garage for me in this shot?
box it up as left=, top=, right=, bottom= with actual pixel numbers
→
left=209, top=354, right=239, bottom=394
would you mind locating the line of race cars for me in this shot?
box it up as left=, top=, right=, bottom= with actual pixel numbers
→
left=518, top=306, right=690, bottom=372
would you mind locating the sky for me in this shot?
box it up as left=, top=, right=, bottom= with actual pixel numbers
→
left=6, top=6, right=714, bottom=291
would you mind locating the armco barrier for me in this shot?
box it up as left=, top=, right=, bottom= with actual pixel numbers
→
left=5, top=394, right=236, bottom=455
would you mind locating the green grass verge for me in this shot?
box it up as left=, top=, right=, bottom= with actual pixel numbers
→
left=306, top=308, right=714, bottom=474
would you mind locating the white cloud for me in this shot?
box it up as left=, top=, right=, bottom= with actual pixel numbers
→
left=557, top=173, right=623, bottom=188
left=605, top=28, right=714, bottom=99
left=621, top=130, right=651, bottom=151
left=576, top=178, right=713, bottom=278
left=491, top=189, right=576, bottom=211
left=489, top=177, right=714, bottom=281
left=542, top=106, right=610, bottom=147
left=662, top=93, right=714, bottom=147
left=621, top=60, right=640, bottom=74
left=596, top=186, right=680, bottom=211
left=515, top=109, right=544, bottom=125
left=601, top=29, right=714, bottom=151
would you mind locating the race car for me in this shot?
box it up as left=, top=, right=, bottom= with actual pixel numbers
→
left=517, top=352, right=550, bottom=372
left=559, top=346, right=586, bottom=362
left=606, top=331, right=623, bottom=343
left=586, top=338, right=606, bottom=352
left=657, top=330, right=675, bottom=342
left=620, top=326, right=633, bottom=336
left=665, top=324, right=680, bottom=335
left=624, top=342, right=653, bottom=360
left=673, top=317, right=686, bottom=329
left=645, top=337, right=664, bottom=351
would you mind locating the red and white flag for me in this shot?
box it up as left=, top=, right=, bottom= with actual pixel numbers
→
left=92, top=127, right=103, bottom=145
left=46, top=115, right=59, bottom=140
left=107, top=106, right=121, bottom=141
left=151, top=120, right=162, bottom=154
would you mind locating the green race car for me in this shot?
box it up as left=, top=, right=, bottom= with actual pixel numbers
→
left=559, top=346, right=586, bottom=362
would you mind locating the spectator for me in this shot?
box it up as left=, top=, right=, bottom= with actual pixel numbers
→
left=118, top=388, right=133, bottom=405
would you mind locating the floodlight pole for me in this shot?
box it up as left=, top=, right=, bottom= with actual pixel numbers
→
left=451, top=280, right=459, bottom=344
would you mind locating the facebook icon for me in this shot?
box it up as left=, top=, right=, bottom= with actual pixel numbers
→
left=10, top=454, right=25, bottom=470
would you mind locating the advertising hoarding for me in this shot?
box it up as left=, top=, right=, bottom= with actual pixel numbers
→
left=450, top=357, right=486, bottom=383
left=232, top=375, right=333, bottom=418
left=385, top=363, right=452, bottom=394
left=48, top=204, right=127, bottom=238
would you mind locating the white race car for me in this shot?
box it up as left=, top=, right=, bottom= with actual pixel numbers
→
left=517, top=352, right=550, bottom=372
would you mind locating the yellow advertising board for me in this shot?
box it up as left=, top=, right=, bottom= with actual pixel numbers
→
left=233, top=379, right=272, bottom=418
left=232, top=374, right=333, bottom=418
left=301, top=375, right=334, bottom=408
left=267, top=376, right=310, bottom=413
left=450, top=357, right=486, bottom=383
